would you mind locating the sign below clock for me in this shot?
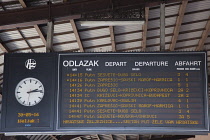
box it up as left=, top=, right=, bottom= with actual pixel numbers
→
left=0, top=52, right=209, bottom=135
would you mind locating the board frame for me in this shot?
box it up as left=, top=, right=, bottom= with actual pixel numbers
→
left=0, top=52, right=209, bottom=134
left=1, top=53, right=57, bottom=132
left=56, top=52, right=209, bottom=134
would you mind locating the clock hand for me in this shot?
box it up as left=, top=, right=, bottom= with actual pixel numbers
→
left=27, top=93, right=30, bottom=105
left=31, top=90, right=43, bottom=93
left=27, top=89, right=38, bottom=94
left=35, top=90, right=43, bottom=93
left=27, top=89, right=43, bottom=93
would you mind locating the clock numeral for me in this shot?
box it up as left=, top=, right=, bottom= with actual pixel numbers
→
left=17, top=92, right=20, bottom=93
left=38, top=97, right=42, bottom=99
left=18, top=97, right=22, bottom=99
left=30, top=79, right=32, bottom=83
left=19, top=86, right=22, bottom=88
left=39, top=85, right=42, bottom=88
left=29, top=102, right=31, bottom=106
left=23, top=101, right=25, bottom=104
left=34, top=101, right=37, bottom=104
left=24, top=81, right=26, bottom=84
left=35, top=81, right=38, bottom=84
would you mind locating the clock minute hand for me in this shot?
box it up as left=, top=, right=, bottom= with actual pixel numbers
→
left=35, top=90, right=43, bottom=93
left=27, top=89, right=38, bottom=94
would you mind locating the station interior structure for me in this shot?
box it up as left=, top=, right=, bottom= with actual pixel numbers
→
left=0, top=0, right=209, bottom=139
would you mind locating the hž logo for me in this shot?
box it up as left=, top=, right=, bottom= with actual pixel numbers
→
left=25, top=59, right=36, bottom=70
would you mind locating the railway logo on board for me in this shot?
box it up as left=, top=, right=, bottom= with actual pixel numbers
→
left=25, top=59, right=36, bottom=70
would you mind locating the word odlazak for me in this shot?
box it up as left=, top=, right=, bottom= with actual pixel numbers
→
left=63, top=60, right=99, bottom=67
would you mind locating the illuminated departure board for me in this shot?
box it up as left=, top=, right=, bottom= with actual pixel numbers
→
left=58, top=52, right=209, bottom=133
left=1, top=52, right=209, bottom=134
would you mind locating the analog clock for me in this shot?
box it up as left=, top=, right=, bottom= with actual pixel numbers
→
left=15, top=77, right=44, bottom=106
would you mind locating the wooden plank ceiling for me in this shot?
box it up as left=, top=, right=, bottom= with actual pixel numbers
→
left=0, top=0, right=209, bottom=86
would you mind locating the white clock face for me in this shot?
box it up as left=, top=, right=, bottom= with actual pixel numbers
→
left=15, top=78, right=44, bottom=106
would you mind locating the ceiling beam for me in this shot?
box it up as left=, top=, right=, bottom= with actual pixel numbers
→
left=141, top=7, right=149, bottom=51
left=109, top=26, right=116, bottom=52
left=34, top=25, right=47, bottom=47
left=195, top=16, right=210, bottom=51
left=0, top=42, right=8, bottom=53
left=46, top=21, right=54, bottom=52
left=169, top=0, right=188, bottom=51
left=19, top=0, right=47, bottom=49
left=70, top=19, right=84, bottom=52
left=0, top=0, right=187, bottom=30
left=18, top=0, right=27, bottom=7
left=0, top=35, right=9, bottom=53
left=49, top=135, right=58, bottom=140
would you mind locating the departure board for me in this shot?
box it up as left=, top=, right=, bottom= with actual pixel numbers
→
left=1, top=53, right=56, bottom=132
left=58, top=52, right=209, bottom=132
left=1, top=52, right=209, bottom=134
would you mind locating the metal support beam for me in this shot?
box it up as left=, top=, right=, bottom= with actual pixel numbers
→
left=109, top=26, right=116, bottom=52
left=96, top=134, right=101, bottom=140
left=0, top=38, right=9, bottom=53
left=169, top=0, right=188, bottom=51
left=141, top=7, right=149, bottom=51
left=195, top=16, right=210, bottom=51
left=0, top=42, right=8, bottom=53
left=18, top=0, right=27, bottom=7
left=49, top=135, right=58, bottom=140
left=34, top=25, right=47, bottom=47
left=160, top=3, right=165, bottom=51
left=70, top=19, right=84, bottom=52
left=0, top=0, right=187, bottom=30
left=46, top=21, right=54, bottom=52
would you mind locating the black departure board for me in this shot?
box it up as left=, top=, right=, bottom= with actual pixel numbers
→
left=1, top=53, right=56, bottom=132
left=58, top=52, right=209, bottom=133
left=1, top=52, right=209, bottom=134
